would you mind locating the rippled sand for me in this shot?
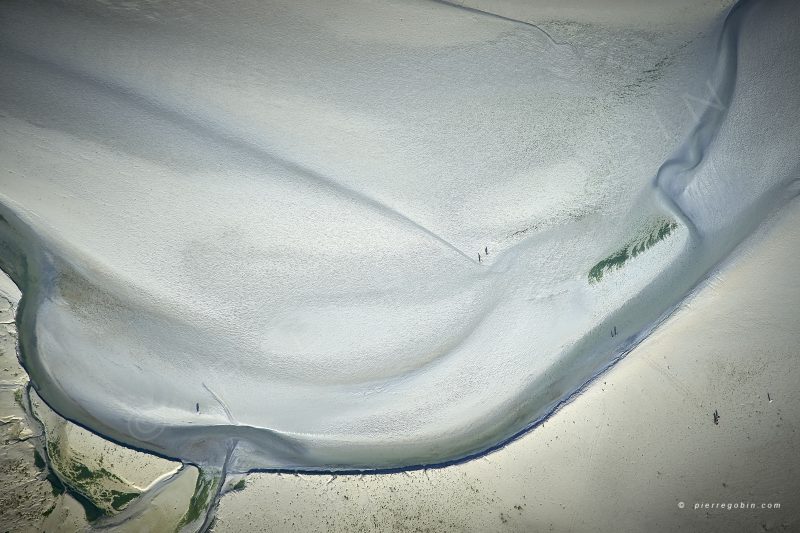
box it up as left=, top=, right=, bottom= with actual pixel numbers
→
left=0, top=0, right=797, bottom=478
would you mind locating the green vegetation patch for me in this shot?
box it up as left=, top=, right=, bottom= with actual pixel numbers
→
left=110, top=490, right=140, bottom=511
left=176, top=470, right=218, bottom=532
left=589, top=218, right=678, bottom=283
left=70, top=487, right=106, bottom=522
left=45, top=436, right=141, bottom=518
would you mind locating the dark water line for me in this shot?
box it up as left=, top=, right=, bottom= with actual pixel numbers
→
left=0, top=0, right=779, bottom=480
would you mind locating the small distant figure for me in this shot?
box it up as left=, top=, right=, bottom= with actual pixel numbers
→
left=478, top=252, right=482, bottom=263
left=611, top=326, right=617, bottom=337
left=713, top=409, right=720, bottom=425
left=485, top=246, right=488, bottom=255
left=767, top=392, right=772, bottom=403
left=196, top=402, right=200, bottom=414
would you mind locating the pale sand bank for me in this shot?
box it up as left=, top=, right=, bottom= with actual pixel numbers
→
left=212, top=199, right=800, bottom=532
left=0, top=180, right=796, bottom=533
left=0, top=286, right=91, bottom=531
left=0, top=277, right=200, bottom=532
left=0, top=0, right=762, bottom=469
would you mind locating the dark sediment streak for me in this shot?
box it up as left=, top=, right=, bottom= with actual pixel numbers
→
left=0, top=0, right=797, bottom=483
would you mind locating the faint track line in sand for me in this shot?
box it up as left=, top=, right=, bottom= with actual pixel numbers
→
left=0, top=46, right=476, bottom=265
left=643, top=358, right=702, bottom=407
left=568, top=407, right=607, bottom=532
left=202, top=383, right=236, bottom=425
left=425, top=0, right=572, bottom=47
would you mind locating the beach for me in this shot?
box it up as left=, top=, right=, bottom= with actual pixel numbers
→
left=211, top=198, right=800, bottom=531
left=0, top=0, right=798, bottom=529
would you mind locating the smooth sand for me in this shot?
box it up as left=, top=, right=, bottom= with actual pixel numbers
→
left=212, top=199, right=800, bottom=532
left=0, top=0, right=752, bottom=470
left=1, top=185, right=796, bottom=533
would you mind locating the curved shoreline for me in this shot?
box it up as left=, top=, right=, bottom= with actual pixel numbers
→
left=0, top=0, right=798, bottom=475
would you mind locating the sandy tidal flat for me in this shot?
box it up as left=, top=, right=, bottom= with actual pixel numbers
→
left=211, top=197, right=800, bottom=533
left=0, top=0, right=798, bottom=473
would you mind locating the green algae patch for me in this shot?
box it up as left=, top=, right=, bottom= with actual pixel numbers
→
left=111, top=490, right=140, bottom=511
left=27, top=388, right=180, bottom=524
left=45, top=435, right=141, bottom=518
left=589, top=218, right=679, bottom=283
left=176, top=469, right=218, bottom=532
